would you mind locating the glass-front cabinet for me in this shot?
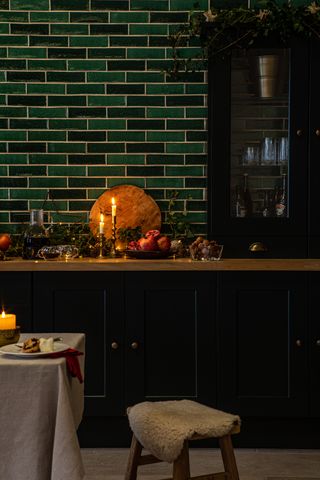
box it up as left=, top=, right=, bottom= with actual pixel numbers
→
left=208, top=39, right=320, bottom=257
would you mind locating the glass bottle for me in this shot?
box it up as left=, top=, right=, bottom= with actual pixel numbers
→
left=234, top=174, right=252, bottom=217
left=275, top=173, right=287, bottom=217
left=235, top=185, right=246, bottom=217
left=22, top=209, right=49, bottom=259
left=262, top=190, right=271, bottom=217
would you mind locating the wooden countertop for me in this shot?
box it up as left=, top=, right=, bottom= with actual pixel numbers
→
left=1, top=257, right=320, bottom=271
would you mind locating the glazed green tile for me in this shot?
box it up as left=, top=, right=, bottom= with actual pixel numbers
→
left=127, top=119, right=165, bottom=130
left=166, top=143, right=204, bottom=153
left=0, top=11, right=28, bottom=21
left=186, top=84, right=208, bottom=94
left=30, top=12, right=68, bottom=22
left=150, top=12, right=188, bottom=22
left=107, top=177, right=144, bottom=188
left=70, top=36, right=108, bottom=47
left=110, top=36, right=147, bottom=47
left=0, top=189, right=8, bottom=199
left=68, top=154, right=105, bottom=164
left=166, top=165, right=204, bottom=175
left=29, top=107, right=67, bottom=118
left=0, top=154, right=27, bottom=164
left=0, top=72, right=4, bottom=81
left=87, top=72, right=125, bottom=82
left=69, top=177, right=105, bottom=187
left=49, top=48, right=87, bottom=59
left=108, top=107, right=145, bottom=118
left=186, top=107, right=208, bottom=117
left=107, top=154, right=144, bottom=164
left=30, top=36, right=68, bottom=47
left=0, top=36, right=27, bottom=45
left=107, top=84, right=144, bottom=94
left=27, top=84, right=65, bottom=94
left=130, top=24, right=167, bottom=35
left=166, top=47, right=202, bottom=59
left=11, top=24, right=49, bottom=35
left=88, top=166, right=125, bottom=175
left=67, top=84, right=105, bottom=94
left=91, top=0, right=129, bottom=9
left=108, top=60, right=145, bottom=71
left=29, top=177, right=67, bottom=187
left=108, top=131, right=145, bottom=142
left=146, top=177, right=183, bottom=188
left=87, top=143, right=125, bottom=153
left=47, top=72, right=85, bottom=82
left=48, top=96, right=86, bottom=107
left=88, top=188, right=107, bottom=199
left=0, top=107, right=27, bottom=116
left=88, top=119, right=125, bottom=130
left=187, top=131, right=207, bottom=142
left=147, top=131, right=185, bottom=142
left=0, top=83, right=25, bottom=93
left=110, top=12, right=148, bottom=23
left=0, top=131, right=26, bottom=141
left=48, top=166, right=86, bottom=176
left=51, top=24, right=89, bottom=35
left=0, top=177, right=27, bottom=187
left=88, top=48, right=126, bottom=59
left=29, top=154, right=66, bottom=164
left=146, top=154, right=184, bottom=165
left=88, top=96, right=125, bottom=106
left=130, top=0, right=168, bottom=10
left=167, top=119, right=205, bottom=129
left=170, top=0, right=208, bottom=9
left=51, top=212, right=87, bottom=223
left=147, top=107, right=184, bottom=118
left=0, top=59, right=26, bottom=69
left=128, top=96, right=164, bottom=106
left=11, top=189, right=48, bottom=200
left=127, top=48, right=165, bottom=59
left=30, top=200, right=68, bottom=210
left=147, top=84, right=184, bottom=94
left=70, top=12, right=108, bottom=23
left=127, top=144, right=164, bottom=154
left=68, top=60, right=106, bottom=71
left=127, top=72, right=164, bottom=83
left=12, top=0, right=49, bottom=8
left=0, top=24, right=8, bottom=33
left=0, top=143, right=6, bottom=152
left=29, top=131, right=66, bottom=141
left=51, top=0, right=89, bottom=10
left=28, top=60, right=67, bottom=70
left=9, top=165, right=46, bottom=176
left=0, top=94, right=5, bottom=103
left=8, top=47, right=46, bottom=58
left=147, top=59, right=174, bottom=71
left=48, top=143, right=86, bottom=153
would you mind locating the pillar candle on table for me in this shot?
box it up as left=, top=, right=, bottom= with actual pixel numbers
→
left=1, top=311, right=16, bottom=330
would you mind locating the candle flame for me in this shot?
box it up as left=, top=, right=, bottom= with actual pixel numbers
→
left=1, top=311, right=5, bottom=318
left=111, top=197, right=115, bottom=205
left=100, top=213, right=104, bottom=223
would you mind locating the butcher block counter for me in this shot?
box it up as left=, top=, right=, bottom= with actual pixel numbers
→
left=1, top=257, right=320, bottom=450
left=1, top=257, right=320, bottom=270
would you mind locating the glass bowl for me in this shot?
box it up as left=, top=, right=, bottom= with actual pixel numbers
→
left=37, top=245, right=79, bottom=260
left=189, top=244, right=223, bottom=261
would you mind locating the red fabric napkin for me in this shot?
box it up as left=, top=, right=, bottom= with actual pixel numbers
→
left=48, top=348, right=84, bottom=383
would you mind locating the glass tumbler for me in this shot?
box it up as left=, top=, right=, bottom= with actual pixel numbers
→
left=261, top=137, right=277, bottom=165
left=242, top=144, right=260, bottom=165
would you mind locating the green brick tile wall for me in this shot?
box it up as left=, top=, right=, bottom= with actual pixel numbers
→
left=0, top=0, right=305, bottom=234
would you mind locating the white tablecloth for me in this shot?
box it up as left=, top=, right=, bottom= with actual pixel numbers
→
left=0, top=332, right=85, bottom=480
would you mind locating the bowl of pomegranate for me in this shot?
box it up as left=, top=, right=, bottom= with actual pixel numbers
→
left=125, top=230, right=171, bottom=259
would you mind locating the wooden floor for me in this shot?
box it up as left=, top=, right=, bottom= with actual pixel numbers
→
left=81, top=448, right=320, bottom=480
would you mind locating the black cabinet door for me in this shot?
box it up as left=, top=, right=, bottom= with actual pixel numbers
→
left=33, top=272, right=125, bottom=416
left=308, top=272, right=320, bottom=416
left=217, top=272, right=308, bottom=417
left=125, top=271, right=217, bottom=408
left=0, top=272, right=32, bottom=331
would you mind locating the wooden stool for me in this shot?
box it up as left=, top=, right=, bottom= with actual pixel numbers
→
left=125, top=420, right=240, bottom=480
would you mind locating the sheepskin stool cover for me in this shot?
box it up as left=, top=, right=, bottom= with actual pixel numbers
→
left=127, top=399, right=241, bottom=463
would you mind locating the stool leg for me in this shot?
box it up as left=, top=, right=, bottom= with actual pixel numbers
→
left=218, top=435, right=239, bottom=480
left=173, top=441, right=190, bottom=480
left=125, top=434, right=143, bottom=480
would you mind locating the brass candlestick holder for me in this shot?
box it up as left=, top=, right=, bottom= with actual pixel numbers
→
left=0, top=326, right=20, bottom=347
left=98, top=233, right=104, bottom=258
left=110, top=218, right=117, bottom=258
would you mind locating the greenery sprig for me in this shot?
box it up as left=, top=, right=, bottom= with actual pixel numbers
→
left=169, top=1, right=320, bottom=77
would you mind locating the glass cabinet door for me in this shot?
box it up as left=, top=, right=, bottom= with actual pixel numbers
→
left=230, top=48, right=289, bottom=219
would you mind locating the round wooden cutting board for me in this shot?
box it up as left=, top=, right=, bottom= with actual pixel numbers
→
left=89, top=185, right=162, bottom=239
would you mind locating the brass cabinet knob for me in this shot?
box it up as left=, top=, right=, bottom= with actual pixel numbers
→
left=316, top=339, right=320, bottom=347
left=296, top=339, right=302, bottom=347
left=111, top=342, right=119, bottom=350
left=248, top=242, right=268, bottom=252
left=131, top=341, right=139, bottom=350
left=296, top=129, right=303, bottom=136
left=316, top=129, right=320, bottom=137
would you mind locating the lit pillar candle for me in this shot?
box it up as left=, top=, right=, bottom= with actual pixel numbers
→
left=111, top=197, right=117, bottom=228
left=1, top=310, right=16, bottom=330
left=99, top=213, right=104, bottom=234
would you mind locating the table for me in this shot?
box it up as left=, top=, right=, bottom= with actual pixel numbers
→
left=0, top=332, right=85, bottom=480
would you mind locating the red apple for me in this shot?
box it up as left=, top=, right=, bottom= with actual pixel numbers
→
left=137, top=236, right=159, bottom=251
left=157, top=235, right=171, bottom=252
left=145, top=229, right=161, bottom=239
left=0, top=233, right=11, bottom=252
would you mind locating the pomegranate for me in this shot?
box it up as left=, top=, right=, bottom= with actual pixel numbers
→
left=0, top=233, right=11, bottom=252
left=145, top=229, right=161, bottom=239
left=157, top=235, right=171, bottom=252
left=137, top=236, right=159, bottom=251
left=127, top=241, right=141, bottom=250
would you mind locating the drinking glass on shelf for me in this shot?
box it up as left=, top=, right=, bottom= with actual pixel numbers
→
left=277, top=137, right=288, bottom=165
left=261, top=137, right=277, bottom=165
left=242, top=144, right=260, bottom=165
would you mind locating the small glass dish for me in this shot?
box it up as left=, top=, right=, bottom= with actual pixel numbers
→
left=189, top=244, right=224, bottom=261
left=37, top=245, right=79, bottom=260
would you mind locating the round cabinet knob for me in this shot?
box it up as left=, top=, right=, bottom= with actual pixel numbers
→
left=296, top=129, right=303, bottom=137
left=296, top=339, right=302, bottom=347
left=111, top=342, right=119, bottom=350
left=131, top=342, right=139, bottom=350
left=316, top=339, right=320, bottom=347
left=316, top=129, right=320, bottom=137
